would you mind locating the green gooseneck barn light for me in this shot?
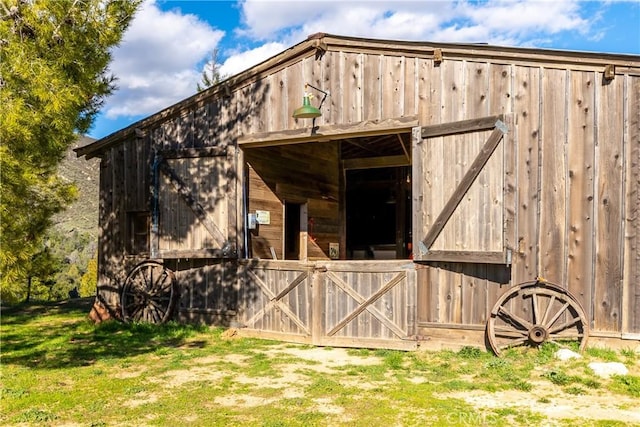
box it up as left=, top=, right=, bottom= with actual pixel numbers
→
left=293, top=83, right=328, bottom=119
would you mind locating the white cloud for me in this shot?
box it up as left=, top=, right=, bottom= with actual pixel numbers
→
left=461, top=0, right=588, bottom=35
left=101, top=0, right=606, bottom=122
left=237, top=0, right=597, bottom=47
left=220, top=42, right=287, bottom=77
left=104, top=0, right=224, bottom=119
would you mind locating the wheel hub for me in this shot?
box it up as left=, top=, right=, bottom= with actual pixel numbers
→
left=528, top=325, right=548, bottom=345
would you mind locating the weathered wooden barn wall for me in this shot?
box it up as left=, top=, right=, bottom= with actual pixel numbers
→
left=409, top=62, right=640, bottom=339
left=244, top=142, right=340, bottom=260
left=96, top=134, right=151, bottom=310
left=94, top=94, right=244, bottom=314
left=232, top=40, right=639, bottom=338
left=82, top=35, right=639, bottom=345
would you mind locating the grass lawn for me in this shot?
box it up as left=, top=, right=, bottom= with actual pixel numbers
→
left=1, top=298, right=639, bottom=426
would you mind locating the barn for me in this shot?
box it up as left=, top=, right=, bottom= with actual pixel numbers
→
left=77, top=33, right=640, bottom=353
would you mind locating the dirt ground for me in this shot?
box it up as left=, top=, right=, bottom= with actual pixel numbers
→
left=132, top=344, right=640, bottom=425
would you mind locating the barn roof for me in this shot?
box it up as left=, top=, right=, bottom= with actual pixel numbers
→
left=76, top=33, right=640, bottom=158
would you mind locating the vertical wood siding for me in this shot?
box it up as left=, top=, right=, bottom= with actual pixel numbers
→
left=95, top=42, right=639, bottom=338
left=412, top=61, right=635, bottom=334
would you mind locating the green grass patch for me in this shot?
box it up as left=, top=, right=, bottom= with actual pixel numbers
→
left=3, top=300, right=639, bottom=426
left=610, top=375, right=640, bottom=397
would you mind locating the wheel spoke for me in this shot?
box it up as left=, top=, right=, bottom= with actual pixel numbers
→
left=548, top=316, right=581, bottom=335
left=151, top=270, right=168, bottom=289
left=494, top=329, right=528, bottom=338
left=130, top=304, right=144, bottom=321
left=148, top=266, right=153, bottom=290
left=545, top=302, right=570, bottom=328
left=540, top=295, right=556, bottom=326
left=150, top=275, right=172, bottom=296
left=498, top=306, right=534, bottom=330
left=531, top=292, right=540, bottom=325
left=149, top=299, right=167, bottom=320
left=498, top=337, right=528, bottom=351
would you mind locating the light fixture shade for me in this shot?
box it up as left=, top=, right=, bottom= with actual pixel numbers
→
left=293, top=94, right=322, bottom=119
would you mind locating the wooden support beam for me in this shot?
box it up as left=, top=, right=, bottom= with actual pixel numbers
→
left=397, top=134, right=410, bottom=162
left=342, top=155, right=410, bottom=170
left=238, top=116, right=418, bottom=148
left=421, top=115, right=502, bottom=139
left=416, top=250, right=508, bottom=264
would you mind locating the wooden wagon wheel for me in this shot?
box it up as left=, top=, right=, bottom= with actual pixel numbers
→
left=121, top=260, right=178, bottom=323
left=487, top=279, right=589, bottom=356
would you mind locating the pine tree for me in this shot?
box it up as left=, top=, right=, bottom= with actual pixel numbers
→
left=197, top=48, right=226, bottom=92
left=0, top=0, right=140, bottom=301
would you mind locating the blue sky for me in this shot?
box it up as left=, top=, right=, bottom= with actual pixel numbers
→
left=90, top=0, right=640, bottom=139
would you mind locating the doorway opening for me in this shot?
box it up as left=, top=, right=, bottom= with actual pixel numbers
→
left=346, top=166, right=411, bottom=260
left=285, top=202, right=307, bottom=260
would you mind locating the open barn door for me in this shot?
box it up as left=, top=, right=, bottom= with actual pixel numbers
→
left=151, top=146, right=237, bottom=259
left=412, top=115, right=515, bottom=263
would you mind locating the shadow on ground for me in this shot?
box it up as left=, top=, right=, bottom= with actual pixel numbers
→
left=1, top=298, right=211, bottom=370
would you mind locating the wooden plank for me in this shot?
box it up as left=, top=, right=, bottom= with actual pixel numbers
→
left=594, top=73, right=625, bottom=331
left=503, top=114, right=517, bottom=254
left=488, top=64, right=511, bottom=254
left=160, top=146, right=227, bottom=159
left=464, top=64, right=490, bottom=255
left=467, top=62, right=489, bottom=117
left=266, top=73, right=282, bottom=133
left=226, top=146, right=238, bottom=257
left=382, top=55, right=404, bottom=119
left=328, top=51, right=343, bottom=125
left=623, top=76, right=640, bottom=333
left=363, top=54, right=382, bottom=121
left=159, top=161, right=228, bottom=248
left=566, top=70, right=595, bottom=319
left=286, top=61, right=304, bottom=130
left=420, top=126, right=506, bottom=252
left=489, top=63, right=513, bottom=116
left=158, top=249, right=229, bottom=259
left=238, top=116, right=418, bottom=147
left=404, top=56, right=417, bottom=117
left=344, top=53, right=363, bottom=123
left=441, top=59, right=465, bottom=124
left=338, top=153, right=346, bottom=260
left=342, top=155, right=410, bottom=170
left=538, top=68, right=568, bottom=284
left=411, top=126, right=425, bottom=260
left=311, top=266, right=325, bottom=345
left=513, top=66, right=541, bottom=284
left=419, top=251, right=508, bottom=264
left=112, top=145, right=125, bottom=256
left=319, top=260, right=414, bottom=272
left=417, top=57, right=441, bottom=126
left=421, top=116, right=502, bottom=138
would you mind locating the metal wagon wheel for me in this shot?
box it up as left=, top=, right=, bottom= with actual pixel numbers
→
left=121, top=260, right=178, bottom=323
left=487, top=279, right=589, bottom=356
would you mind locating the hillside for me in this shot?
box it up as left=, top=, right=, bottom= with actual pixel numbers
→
left=52, top=135, right=100, bottom=237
